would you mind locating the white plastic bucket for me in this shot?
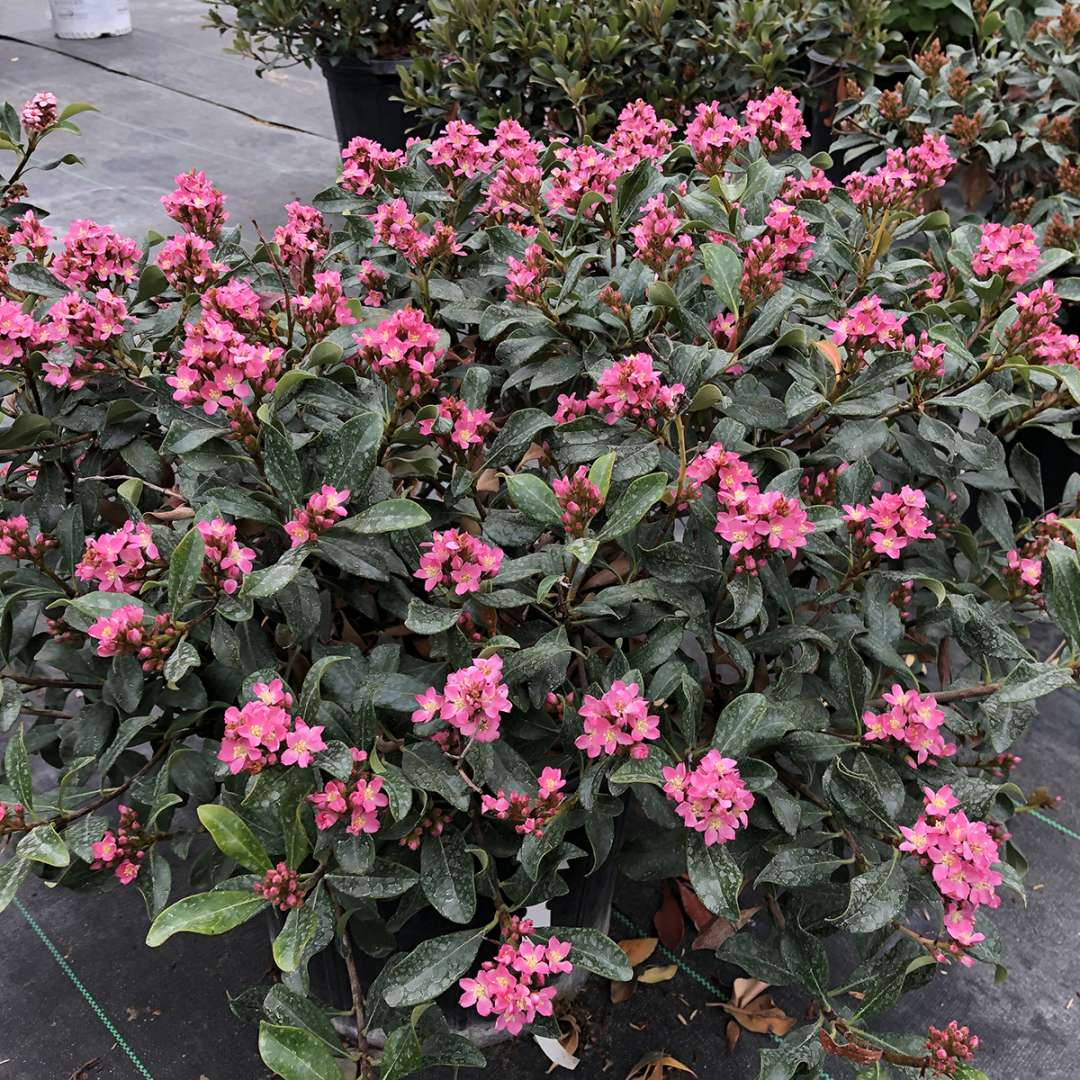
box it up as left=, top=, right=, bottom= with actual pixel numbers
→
left=48, top=0, right=132, bottom=39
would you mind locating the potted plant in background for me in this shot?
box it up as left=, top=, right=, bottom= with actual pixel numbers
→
left=203, top=0, right=425, bottom=149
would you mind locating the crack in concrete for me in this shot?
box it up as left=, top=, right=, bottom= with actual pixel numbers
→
left=0, top=33, right=335, bottom=142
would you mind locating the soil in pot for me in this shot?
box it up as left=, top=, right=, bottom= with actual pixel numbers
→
left=318, top=56, right=410, bottom=152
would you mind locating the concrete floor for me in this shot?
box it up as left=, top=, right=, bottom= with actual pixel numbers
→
left=0, top=0, right=338, bottom=241
left=0, top=3, right=1078, bottom=1077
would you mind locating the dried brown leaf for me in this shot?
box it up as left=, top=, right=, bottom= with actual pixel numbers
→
left=638, top=964, right=679, bottom=985
left=617, top=937, right=659, bottom=967
left=653, top=881, right=685, bottom=950
left=675, top=879, right=713, bottom=932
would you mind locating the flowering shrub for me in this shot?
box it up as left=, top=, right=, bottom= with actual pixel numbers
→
left=3, top=86, right=1080, bottom=1080
left=399, top=0, right=890, bottom=138
left=836, top=7, right=1080, bottom=242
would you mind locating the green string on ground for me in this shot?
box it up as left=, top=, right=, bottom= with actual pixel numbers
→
left=13, top=896, right=155, bottom=1080
left=1027, top=808, right=1080, bottom=844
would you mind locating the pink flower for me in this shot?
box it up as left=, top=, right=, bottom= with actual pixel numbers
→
left=418, top=396, right=495, bottom=453
left=663, top=750, right=754, bottom=846
left=606, top=100, right=675, bottom=169
left=684, top=102, right=750, bottom=175
left=340, top=136, right=406, bottom=196
left=196, top=518, right=255, bottom=594
left=863, top=685, right=955, bottom=764
left=481, top=767, right=566, bottom=837
left=458, top=933, right=573, bottom=1036
left=89, top=805, right=145, bottom=884
left=545, top=144, right=624, bottom=217
left=281, top=719, right=326, bottom=767
left=714, top=488, right=814, bottom=573
left=76, top=520, right=160, bottom=593
left=505, top=244, right=549, bottom=303
left=844, top=133, right=955, bottom=213
left=20, top=91, right=57, bottom=134
left=843, top=484, right=935, bottom=560
left=738, top=199, right=814, bottom=303
left=586, top=352, right=684, bottom=429
left=414, top=529, right=503, bottom=596
left=0, top=300, right=52, bottom=368
left=253, top=862, right=303, bottom=910
left=52, top=219, right=141, bottom=290
left=11, top=210, right=53, bottom=258
left=575, top=681, right=660, bottom=759
left=161, top=170, right=228, bottom=239
left=47, top=290, right=130, bottom=351
left=780, top=167, right=833, bottom=202
left=971, top=223, right=1040, bottom=286
left=631, top=194, right=694, bottom=278
left=428, top=120, right=494, bottom=180
left=413, top=655, right=511, bottom=744
left=353, top=307, right=444, bottom=401
left=827, top=295, right=907, bottom=363
left=294, top=270, right=356, bottom=339
left=156, top=233, right=225, bottom=290
left=552, top=466, right=604, bottom=536
left=273, top=201, right=329, bottom=280
left=285, top=486, right=349, bottom=548
left=369, top=198, right=463, bottom=266
left=743, top=89, right=808, bottom=153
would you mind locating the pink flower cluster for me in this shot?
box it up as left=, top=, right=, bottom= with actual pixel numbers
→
left=52, top=219, right=141, bottom=290
left=369, top=198, right=463, bottom=266
left=586, top=352, right=685, bottom=428
left=473, top=120, right=544, bottom=222
left=780, top=167, right=833, bottom=202
left=684, top=442, right=757, bottom=504
left=459, top=928, right=572, bottom=1036
left=284, top=485, right=349, bottom=548
left=168, top=312, right=281, bottom=425
left=553, top=392, right=587, bottom=424
left=685, top=102, right=750, bottom=175
left=553, top=465, right=604, bottom=536
left=715, top=489, right=814, bottom=572
left=418, top=395, right=494, bottom=452
left=428, top=119, right=495, bottom=181
left=42, top=352, right=103, bottom=392
left=827, top=294, right=907, bottom=363
left=0, top=801, right=24, bottom=829
left=20, top=91, right=57, bottom=134
left=481, top=767, right=566, bottom=837
left=253, top=863, right=303, bottom=911
left=293, top=269, right=356, bottom=339
left=632, top=194, right=693, bottom=278
left=88, top=604, right=179, bottom=669
left=1005, top=281, right=1080, bottom=369
left=196, top=518, right=255, bottom=594
left=90, top=805, right=144, bottom=885
left=842, top=485, right=935, bottom=559
left=412, top=655, right=511, bottom=744
left=354, top=306, right=444, bottom=401
left=218, top=679, right=326, bottom=775
left=546, top=143, right=623, bottom=216
left=414, top=529, right=504, bottom=595
left=738, top=199, right=814, bottom=302
left=161, top=169, right=228, bottom=239
left=357, top=260, right=386, bottom=307
left=308, top=748, right=389, bottom=835
left=340, top=136, right=406, bottom=196
left=899, top=786, right=1002, bottom=947
left=1006, top=548, right=1042, bottom=591
left=156, top=233, right=224, bottom=290
left=48, top=289, right=129, bottom=350
left=743, top=88, right=809, bottom=153
left=11, top=210, right=53, bottom=258
left=971, top=223, right=1040, bottom=286
left=844, top=133, right=955, bottom=213
left=0, top=300, right=51, bottom=367
left=863, top=685, right=956, bottom=764
left=925, top=1020, right=980, bottom=1076
left=575, top=680, right=659, bottom=759
left=273, top=201, right=329, bottom=280
left=606, top=100, right=676, bottom=169
left=76, top=520, right=160, bottom=593
left=505, top=244, right=549, bottom=303
left=0, top=515, right=54, bottom=561
left=662, top=750, right=754, bottom=846
left=908, top=330, right=946, bottom=377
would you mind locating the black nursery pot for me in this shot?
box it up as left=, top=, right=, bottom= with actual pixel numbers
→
left=317, top=55, right=409, bottom=152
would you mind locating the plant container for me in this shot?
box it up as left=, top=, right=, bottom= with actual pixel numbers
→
left=49, top=0, right=131, bottom=39
left=317, top=56, right=409, bottom=152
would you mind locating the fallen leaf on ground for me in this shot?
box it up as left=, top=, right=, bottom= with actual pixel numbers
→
left=638, top=964, right=679, bottom=984
left=725, top=1019, right=740, bottom=1051
left=710, top=977, right=796, bottom=1037
left=617, top=937, right=659, bottom=967
left=625, top=1052, right=697, bottom=1080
